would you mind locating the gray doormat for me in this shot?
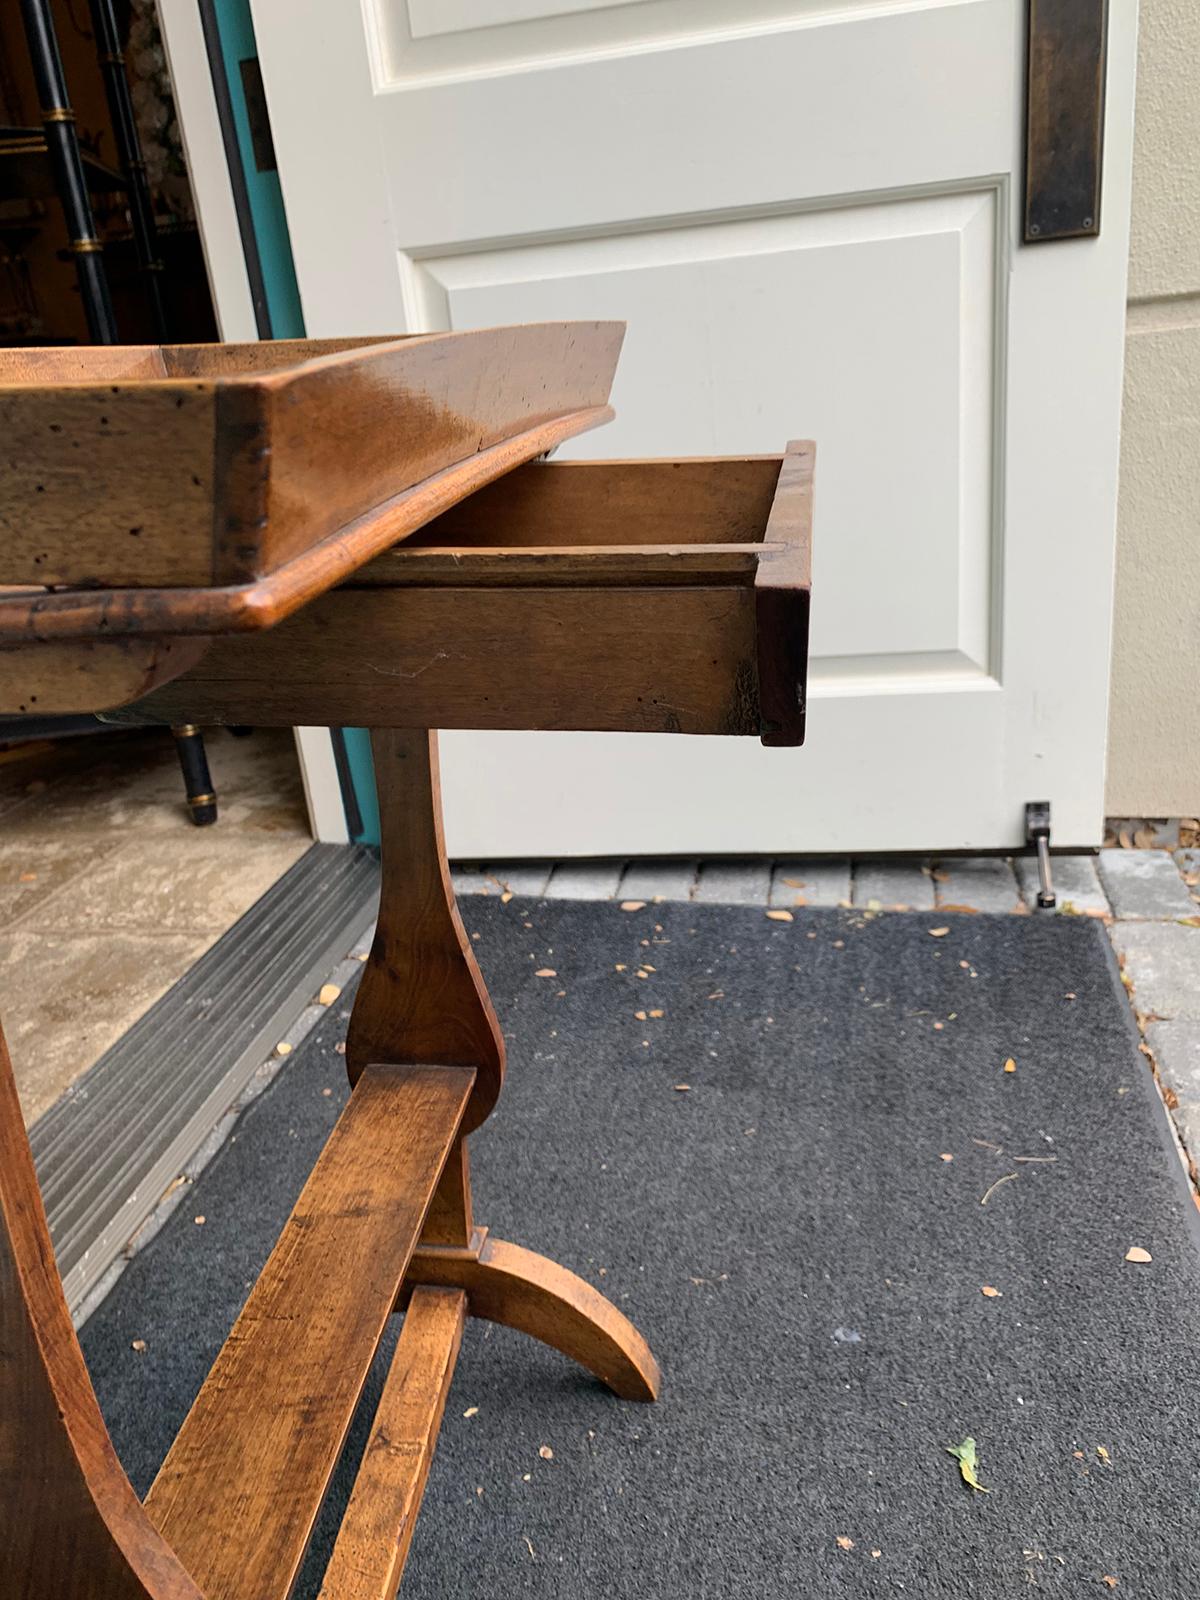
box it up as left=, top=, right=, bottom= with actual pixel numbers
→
left=82, top=902, right=1200, bottom=1596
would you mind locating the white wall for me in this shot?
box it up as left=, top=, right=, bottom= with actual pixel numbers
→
left=1106, top=0, right=1200, bottom=817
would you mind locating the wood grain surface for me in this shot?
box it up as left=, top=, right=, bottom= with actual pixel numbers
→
left=145, top=1064, right=474, bottom=1600
left=0, top=380, right=218, bottom=588
left=346, top=731, right=505, bottom=1134
left=107, top=584, right=761, bottom=734
left=0, top=407, right=613, bottom=646
left=349, top=542, right=765, bottom=589
left=420, top=1137, right=475, bottom=1249
left=316, top=1288, right=466, bottom=1600
left=250, top=324, right=623, bottom=582
left=401, top=455, right=783, bottom=550
left=405, top=1230, right=660, bottom=1404
left=0, top=323, right=622, bottom=594
left=0, top=635, right=207, bottom=717
left=0, top=1021, right=203, bottom=1600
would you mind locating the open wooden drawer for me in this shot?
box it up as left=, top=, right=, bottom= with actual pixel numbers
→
left=112, top=442, right=814, bottom=747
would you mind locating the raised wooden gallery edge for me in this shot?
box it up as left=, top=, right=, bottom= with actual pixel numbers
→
left=0, top=325, right=623, bottom=591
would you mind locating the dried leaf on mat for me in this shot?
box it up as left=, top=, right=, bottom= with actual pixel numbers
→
left=946, top=1436, right=990, bottom=1493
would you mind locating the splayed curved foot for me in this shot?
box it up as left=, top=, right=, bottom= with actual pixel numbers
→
left=404, top=1229, right=659, bottom=1403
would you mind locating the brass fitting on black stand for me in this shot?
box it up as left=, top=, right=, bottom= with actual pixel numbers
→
left=171, top=725, right=218, bottom=826
left=19, top=0, right=118, bottom=344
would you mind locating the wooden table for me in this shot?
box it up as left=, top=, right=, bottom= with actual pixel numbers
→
left=0, top=327, right=813, bottom=1599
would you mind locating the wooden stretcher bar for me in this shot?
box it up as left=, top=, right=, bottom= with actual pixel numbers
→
left=315, top=1286, right=467, bottom=1600
left=143, top=1064, right=476, bottom=1600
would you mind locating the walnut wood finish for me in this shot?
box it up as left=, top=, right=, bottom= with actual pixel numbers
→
left=0, top=344, right=171, bottom=382
left=145, top=1063, right=475, bottom=1600
left=0, top=407, right=612, bottom=648
left=0, top=634, right=206, bottom=716
left=93, top=449, right=811, bottom=744
left=401, top=454, right=784, bottom=549
left=421, top=1137, right=475, bottom=1249
left=344, top=728, right=658, bottom=1403
left=0, top=1022, right=202, bottom=1600
left=346, top=730, right=505, bottom=1134
left=0, top=337, right=387, bottom=385
left=0, top=324, right=621, bottom=591
left=0, top=450, right=811, bottom=746
left=316, top=1287, right=466, bottom=1600
left=108, top=584, right=762, bottom=735
left=405, top=1229, right=661, bottom=1404
left=351, top=542, right=764, bottom=587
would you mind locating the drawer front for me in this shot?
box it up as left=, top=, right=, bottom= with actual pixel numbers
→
left=107, top=584, right=761, bottom=736
left=52, top=446, right=813, bottom=740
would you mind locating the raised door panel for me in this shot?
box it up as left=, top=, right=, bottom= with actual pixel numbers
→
left=404, top=186, right=1002, bottom=687
left=368, top=3, right=1013, bottom=251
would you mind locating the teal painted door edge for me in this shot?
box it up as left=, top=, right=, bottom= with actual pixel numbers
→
left=206, top=0, right=379, bottom=842
left=339, top=729, right=380, bottom=845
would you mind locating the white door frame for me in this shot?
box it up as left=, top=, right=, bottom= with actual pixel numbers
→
left=154, top=0, right=256, bottom=340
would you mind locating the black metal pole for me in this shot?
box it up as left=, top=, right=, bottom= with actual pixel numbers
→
left=86, top=0, right=169, bottom=340
left=18, top=0, right=118, bottom=343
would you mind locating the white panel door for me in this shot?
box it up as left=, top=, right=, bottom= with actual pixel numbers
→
left=251, top=0, right=1136, bottom=856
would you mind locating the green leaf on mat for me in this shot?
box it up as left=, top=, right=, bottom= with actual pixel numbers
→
left=946, top=1436, right=990, bottom=1493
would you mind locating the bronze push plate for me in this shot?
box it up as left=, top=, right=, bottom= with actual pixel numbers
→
left=1024, top=0, right=1108, bottom=243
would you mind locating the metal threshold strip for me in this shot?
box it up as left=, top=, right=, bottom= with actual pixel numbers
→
left=30, top=842, right=380, bottom=1315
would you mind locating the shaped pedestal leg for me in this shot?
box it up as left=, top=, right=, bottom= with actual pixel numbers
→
left=347, top=728, right=659, bottom=1401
